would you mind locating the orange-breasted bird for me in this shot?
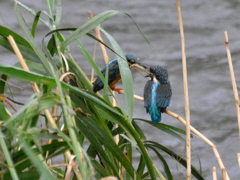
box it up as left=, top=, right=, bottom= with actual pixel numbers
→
left=92, top=54, right=146, bottom=93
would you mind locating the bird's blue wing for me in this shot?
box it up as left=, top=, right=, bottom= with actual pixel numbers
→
left=144, top=80, right=153, bottom=110
left=92, top=59, right=119, bottom=92
left=156, top=82, right=172, bottom=108
left=107, top=60, right=120, bottom=85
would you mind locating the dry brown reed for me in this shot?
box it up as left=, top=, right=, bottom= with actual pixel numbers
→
left=212, top=167, right=217, bottom=180
left=222, top=168, right=227, bottom=180
left=224, top=31, right=240, bottom=135
left=176, top=0, right=191, bottom=179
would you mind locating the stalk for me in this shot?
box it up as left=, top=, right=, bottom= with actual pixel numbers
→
left=176, top=0, right=191, bottom=179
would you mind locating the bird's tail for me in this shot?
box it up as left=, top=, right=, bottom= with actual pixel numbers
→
left=150, top=112, right=161, bottom=123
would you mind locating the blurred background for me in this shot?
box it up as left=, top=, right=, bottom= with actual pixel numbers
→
left=1, top=0, right=240, bottom=179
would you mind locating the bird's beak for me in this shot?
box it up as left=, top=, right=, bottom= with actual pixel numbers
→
left=130, top=63, right=150, bottom=75
left=145, top=74, right=151, bottom=77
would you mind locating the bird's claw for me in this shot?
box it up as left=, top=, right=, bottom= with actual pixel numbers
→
left=111, top=87, right=123, bottom=94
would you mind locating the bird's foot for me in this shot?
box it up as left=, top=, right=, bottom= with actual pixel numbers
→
left=111, top=87, right=123, bottom=94
left=161, top=108, right=167, bottom=113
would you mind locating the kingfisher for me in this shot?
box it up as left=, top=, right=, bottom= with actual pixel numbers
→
left=92, top=54, right=146, bottom=93
left=144, top=66, right=172, bottom=123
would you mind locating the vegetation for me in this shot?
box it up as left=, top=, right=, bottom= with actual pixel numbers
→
left=0, top=1, right=204, bottom=179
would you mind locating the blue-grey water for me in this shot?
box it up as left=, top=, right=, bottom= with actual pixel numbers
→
left=1, top=0, right=240, bottom=179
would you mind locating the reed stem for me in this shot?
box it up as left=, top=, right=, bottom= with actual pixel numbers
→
left=237, top=153, right=240, bottom=167
left=212, top=167, right=217, bottom=180
left=176, top=0, right=191, bottom=179
left=224, top=31, right=240, bottom=135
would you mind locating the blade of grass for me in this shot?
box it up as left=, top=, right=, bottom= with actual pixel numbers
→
left=0, top=130, right=19, bottom=180
left=54, top=0, right=62, bottom=27
left=99, top=27, right=134, bottom=121
left=61, top=10, right=120, bottom=50
left=0, top=26, right=40, bottom=62
left=75, top=117, right=121, bottom=177
left=88, top=11, right=109, bottom=64
left=77, top=116, right=139, bottom=179
left=14, top=4, right=56, bottom=76
left=47, top=0, right=55, bottom=15
left=31, top=11, right=42, bottom=37
left=65, top=95, right=93, bottom=180
left=145, top=141, right=204, bottom=180
left=0, top=101, right=9, bottom=119
left=150, top=147, right=173, bottom=180
left=15, top=0, right=52, bottom=29
left=17, top=134, right=55, bottom=180
left=134, top=119, right=186, bottom=142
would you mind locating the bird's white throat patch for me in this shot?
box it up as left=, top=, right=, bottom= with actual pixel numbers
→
left=153, top=77, right=159, bottom=83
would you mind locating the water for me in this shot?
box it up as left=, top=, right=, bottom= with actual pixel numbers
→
left=1, top=0, right=240, bottom=179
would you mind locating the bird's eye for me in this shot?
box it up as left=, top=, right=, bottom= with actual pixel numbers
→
left=130, top=60, right=135, bottom=63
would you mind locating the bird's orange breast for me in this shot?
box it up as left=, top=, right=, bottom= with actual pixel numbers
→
left=109, top=74, right=121, bottom=88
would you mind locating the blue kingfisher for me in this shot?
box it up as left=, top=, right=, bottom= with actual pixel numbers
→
left=93, top=54, right=146, bottom=93
left=144, top=66, right=172, bottom=123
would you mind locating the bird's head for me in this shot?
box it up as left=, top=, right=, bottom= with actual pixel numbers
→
left=125, top=54, right=137, bottom=64
left=125, top=54, right=148, bottom=69
left=148, top=66, right=168, bottom=84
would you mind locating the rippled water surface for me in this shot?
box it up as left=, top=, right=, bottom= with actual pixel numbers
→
left=1, top=0, right=240, bottom=179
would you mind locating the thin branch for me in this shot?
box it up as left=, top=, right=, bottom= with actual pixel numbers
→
left=117, top=89, right=144, bottom=101
left=6, top=96, right=24, bottom=105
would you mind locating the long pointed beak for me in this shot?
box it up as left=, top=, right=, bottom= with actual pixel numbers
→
left=130, top=63, right=150, bottom=75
